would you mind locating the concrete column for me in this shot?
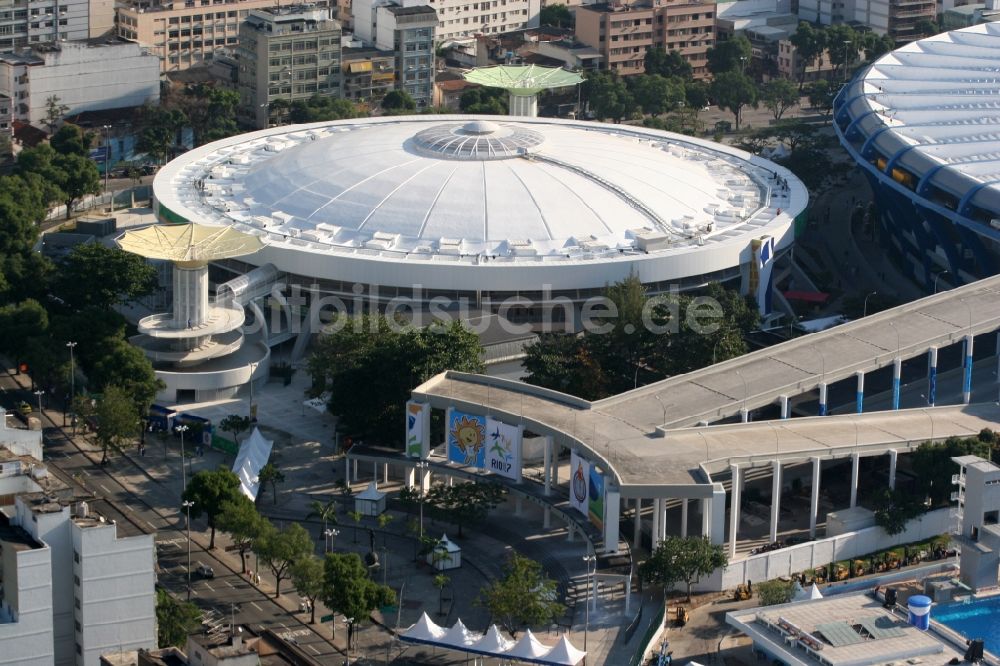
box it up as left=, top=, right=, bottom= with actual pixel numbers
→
left=809, top=457, right=821, bottom=538
left=963, top=333, right=975, bottom=404
left=740, top=408, right=750, bottom=423
left=729, top=465, right=742, bottom=559
left=855, top=371, right=865, bottom=414
left=543, top=506, right=551, bottom=529
left=927, top=346, right=938, bottom=407
left=818, top=382, right=828, bottom=416
left=892, top=357, right=902, bottom=410
left=769, top=460, right=782, bottom=544
left=543, top=436, right=553, bottom=496
left=633, top=499, right=642, bottom=548
left=888, top=449, right=898, bottom=490
left=680, top=498, right=689, bottom=538
left=651, top=498, right=662, bottom=549
left=996, top=334, right=1000, bottom=394
left=420, top=468, right=431, bottom=493
left=779, top=395, right=790, bottom=419
left=404, top=466, right=415, bottom=489
left=849, top=452, right=860, bottom=508
left=701, top=496, right=712, bottom=539
left=566, top=521, right=574, bottom=542
left=345, top=455, right=351, bottom=485
left=604, top=488, right=620, bottom=555
left=352, top=459, right=358, bottom=483
left=711, top=485, right=726, bottom=546
left=373, top=461, right=377, bottom=481
left=552, top=445, right=560, bottom=487
left=383, top=463, right=389, bottom=484
left=660, top=500, right=668, bottom=542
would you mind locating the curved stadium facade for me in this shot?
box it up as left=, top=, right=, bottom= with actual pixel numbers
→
left=834, top=22, right=1000, bottom=290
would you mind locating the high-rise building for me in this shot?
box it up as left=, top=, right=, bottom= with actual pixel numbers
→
left=353, top=0, right=536, bottom=44
left=574, top=0, right=716, bottom=78
left=0, top=0, right=91, bottom=50
left=116, top=0, right=332, bottom=73
left=237, top=5, right=343, bottom=128
left=798, top=0, right=936, bottom=42
left=352, top=0, right=436, bottom=105
left=342, top=45, right=395, bottom=106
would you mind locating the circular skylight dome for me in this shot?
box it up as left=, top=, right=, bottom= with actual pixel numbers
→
left=411, top=121, right=545, bottom=160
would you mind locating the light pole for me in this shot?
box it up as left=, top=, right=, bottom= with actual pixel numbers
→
left=66, top=341, right=76, bottom=431
left=582, top=553, right=596, bottom=666
left=102, top=124, right=112, bottom=197
left=653, top=393, right=668, bottom=426
left=415, top=461, right=429, bottom=539
left=735, top=370, right=749, bottom=421
left=712, top=338, right=723, bottom=365
left=175, top=424, right=189, bottom=494
left=863, top=290, right=877, bottom=317
left=324, top=528, right=339, bottom=553
left=933, top=270, right=949, bottom=294
left=34, top=389, right=44, bottom=417
left=183, top=499, right=194, bottom=600
left=344, top=617, right=355, bottom=665
left=842, top=39, right=852, bottom=83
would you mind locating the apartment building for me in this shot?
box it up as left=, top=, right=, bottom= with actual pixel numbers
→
left=0, top=94, right=11, bottom=138
left=575, top=0, right=715, bottom=77
left=0, top=40, right=159, bottom=129
left=353, top=0, right=436, bottom=104
left=237, top=5, right=342, bottom=128
left=117, top=0, right=331, bottom=72
left=429, top=0, right=540, bottom=42
left=775, top=38, right=840, bottom=82
left=0, top=0, right=93, bottom=51
left=798, top=0, right=936, bottom=41
left=342, top=45, right=395, bottom=106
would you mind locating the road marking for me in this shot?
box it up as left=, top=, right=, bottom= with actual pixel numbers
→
left=307, top=645, right=320, bottom=655
left=250, top=602, right=263, bottom=612
left=146, top=520, right=157, bottom=530
left=203, top=582, right=215, bottom=591
left=223, top=580, right=234, bottom=589
left=98, top=483, right=111, bottom=495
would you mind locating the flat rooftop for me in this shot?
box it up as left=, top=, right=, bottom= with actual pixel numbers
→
left=0, top=515, right=44, bottom=551
left=726, top=593, right=972, bottom=666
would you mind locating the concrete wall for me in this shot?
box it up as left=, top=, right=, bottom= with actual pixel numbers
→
left=695, top=508, right=953, bottom=591
left=0, top=545, right=54, bottom=666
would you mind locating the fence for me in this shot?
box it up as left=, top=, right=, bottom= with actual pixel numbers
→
left=628, top=600, right=666, bottom=666
left=695, top=508, right=952, bottom=591
left=44, top=185, right=152, bottom=221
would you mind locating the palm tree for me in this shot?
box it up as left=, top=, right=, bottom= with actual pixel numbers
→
left=434, top=574, right=450, bottom=616
left=376, top=513, right=394, bottom=548
left=307, top=499, right=339, bottom=551
left=348, top=510, right=363, bottom=543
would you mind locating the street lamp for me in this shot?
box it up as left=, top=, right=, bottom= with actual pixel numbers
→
left=175, top=424, right=190, bottom=494
left=863, top=290, right=877, bottom=317
left=653, top=393, right=668, bottom=426
left=324, top=528, right=339, bottom=553
left=101, top=124, right=112, bottom=197
left=344, top=617, right=355, bottom=665
left=34, top=389, right=44, bottom=417
left=582, top=553, right=596, bottom=666
left=183, top=499, right=194, bottom=600
left=735, top=370, right=749, bottom=421
left=415, top=461, right=429, bottom=539
left=933, top=270, right=949, bottom=294
left=66, top=341, right=76, bottom=431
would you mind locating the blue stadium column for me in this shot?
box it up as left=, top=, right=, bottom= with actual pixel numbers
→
left=855, top=371, right=865, bottom=414
left=818, top=382, right=828, bottom=416
left=892, top=357, right=902, bottom=410
left=963, top=333, right=975, bottom=404
left=927, top=346, right=938, bottom=406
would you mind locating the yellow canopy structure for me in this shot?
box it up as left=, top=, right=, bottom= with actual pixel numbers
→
left=117, top=223, right=264, bottom=263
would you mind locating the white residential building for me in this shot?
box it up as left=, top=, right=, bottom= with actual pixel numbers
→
left=0, top=40, right=159, bottom=129
left=353, top=0, right=536, bottom=46
left=0, top=420, right=156, bottom=666
left=0, top=0, right=92, bottom=52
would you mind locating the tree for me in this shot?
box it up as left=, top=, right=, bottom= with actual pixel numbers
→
left=0, top=174, right=53, bottom=300
left=539, top=2, right=572, bottom=28
left=789, top=22, right=827, bottom=91
left=44, top=95, right=69, bottom=133
left=911, top=436, right=991, bottom=507
left=706, top=35, right=752, bottom=75
left=684, top=80, right=710, bottom=111
left=807, top=79, right=836, bottom=121
left=92, top=384, right=139, bottom=464
left=825, top=24, right=860, bottom=78
left=55, top=153, right=101, bottom=219
left=322, top=552, right=396, bottom=630
left=425, top=481, right=506, bottom=537
left=862, top=32, right=895, bottom=62
left=434, top=573, right=450, bottom=616
left=382, top=89, right=417, bottom=113
left=135, top=104, right=187, bottom=164
left=459, top=87, right=508, bottom=115
left=760, top=78, right=799, bottom=120
left=219, top=414, right=251, bottom=445
left=155, top=588, right=200, bottom=647
left=477, top=553, right=564, bottom=638
left=376, top=512, right=394, bottom=547
left=291, top=554, right=326, bottom=623
left=50, top=123, right=94, bottom=157
left=582, top=70, right=635, bottom=122
left=216, top=495, right=267, bottom=573
left=256, top=522, right=313, bottom=597
left=914, top=19, right=938, bottom=38
left=88, top=336, right=164, bottom=419
left=640, top=536, right=728, bottom=602
left=644, top=47, right=692, bottom=80
left=182, top=467, right=244, bottom=549
left=710, top=71, right=758, bottom=131
left=757, top=579, right=795, bottom=606
left=53, top=243, right=157, bottom=310
left=629, top=75, right=685, bottom=117
left=308, top=318, right=484, bottom=444
left=258, top=459, right=285, bottom=505
left=307, top=498, right=339, bottom=550
left=179, top=84, right=241, bottom=145
left=872, top=487, right=925, bottom=536
left=289, top=94, right=360, bottom=123
left=0, top=299, right=49, bottom=363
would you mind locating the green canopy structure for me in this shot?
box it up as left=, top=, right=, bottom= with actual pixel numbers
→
left=463, top=64, right=583, bottom=116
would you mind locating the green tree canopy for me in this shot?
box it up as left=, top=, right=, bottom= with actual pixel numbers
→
left=179, top=84, right=241, bottom=145
left=0, top=299, right=49, bottom=362
left=807, top=79, right=836, bottom=120
left=50, top=123, right=94, bottom=157
left=757, top=579, right=795, bottom=606
left=760, top=78, right=799, bottom=120
left=258, top=458, right=285, bottom=505
left=639, top=535, right=728, bottom=601
left=219, top=414, right=251, bottom=445
left=789, top=22, right=828, bottom=90
left=322, top=552, right=396, bottom=625
left=825, top=24, right=861, bottom=76
left=53, top=243, right=157, bottom=310
left=44, top=95, right=69, bottom=133
left=706, top=35, right=752, bottom=75
left=87, top=335, right=163, bottom=418
left=156, top=588, right=200, bottom=647
left=872, top=487, right=925, bottom=536
left=54, top=153, right=101, bottom=219
left=425, top=481, right=506, bottom=537
left=539, top=2, right=572, bottom=27
left=644, top=47, right=692, bottom=80
left=255, top=521, right=313, bottom=597
left=582, top=70, right=635, bottom=122
left=629, top=74, right=685, bottom=116
left=216, top=495, right=266, bottom=573
left=684, top=80, right=710, bottom=111
left=289, top=94, right=360, bottom=123
left=710, top=71, right=758, bottom=130
left=477, top=553, right=564, bottom=637
left=182, top=467, right=244, bottom=549
left=135, top=104, right=188, bottom=164
left=382, top=89, right=417, bottom=113
left=291, top=554, right=326, bottom=623
left=90, top=384, right=140, bottom=464
left=459, top=87, right=508, bottom=115
left=911, top=436, right=992, bottom=507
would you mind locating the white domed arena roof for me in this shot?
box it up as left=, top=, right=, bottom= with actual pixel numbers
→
left=153, top=116, right=808, bottom=294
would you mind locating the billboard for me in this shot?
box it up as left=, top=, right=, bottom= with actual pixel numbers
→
left=588, top=466, right=605, bottom=531
left=446, top=408, right=486, bottom=468
left=569, top=451, right=589, bottom=517
left=405, top=401, right=430, bottom=459
left=485, top=418, right=522, bottom=481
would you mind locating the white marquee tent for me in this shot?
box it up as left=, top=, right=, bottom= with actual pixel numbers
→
left=401, top=616, right=586, bottom=665
left=231, top=427, right=273, bottom=500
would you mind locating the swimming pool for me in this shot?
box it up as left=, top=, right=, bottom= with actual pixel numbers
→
left=933, top=595, right=1000, bottom=656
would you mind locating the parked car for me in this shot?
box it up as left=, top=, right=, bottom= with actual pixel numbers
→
left=196, top=564, right=215, bottom=579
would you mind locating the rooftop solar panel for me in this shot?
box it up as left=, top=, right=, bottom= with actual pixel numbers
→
left=815, top=621, right=866, bottom=647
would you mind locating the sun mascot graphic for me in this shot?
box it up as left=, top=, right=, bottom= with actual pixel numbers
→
left=450, top=415, right=486, bottom=466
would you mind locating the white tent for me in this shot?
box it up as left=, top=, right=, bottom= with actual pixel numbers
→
left=506, top=630, right=551, bottom=662
left=427, top=533, right=462, bottom=570
left=792, top=581, right=824, bottom=602
left=542, top=635, right=587, bottom=665
left=471, top=625, right=514, bottom=656
left=438, top=618, right=481, bottom=651
left=354, top=481, right=387, bottom=516
left=400, top=612, right=446, bottom=646
left=807, top=583, right=824, bottom=600
left=231, top=427, right=273, bottom=500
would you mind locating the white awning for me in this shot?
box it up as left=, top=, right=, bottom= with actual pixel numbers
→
left=231, top=427, right=273, bottom=500
left=400, top=612, right=446, bottom=645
